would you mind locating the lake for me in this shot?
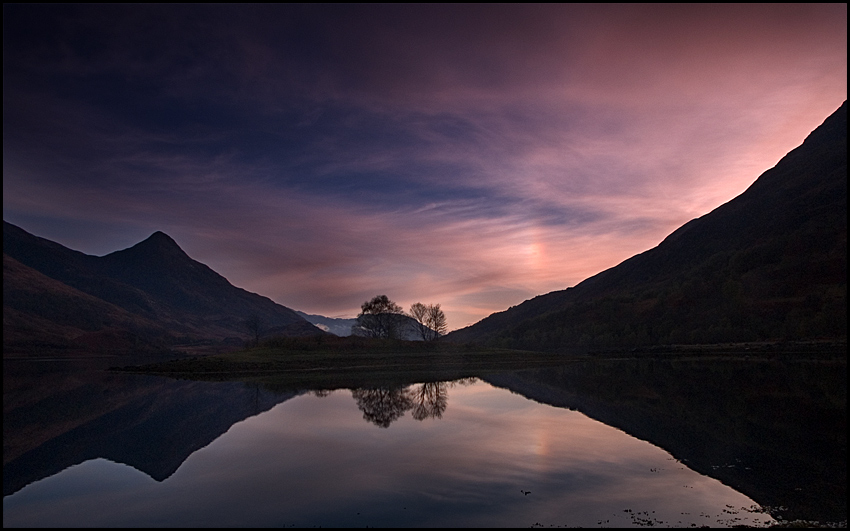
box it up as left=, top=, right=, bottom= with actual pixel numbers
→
left=3, top=355, right=846, bottom=527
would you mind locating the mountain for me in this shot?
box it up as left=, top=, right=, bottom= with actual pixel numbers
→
left=3, top=223, right=324, bottom=355
left=446, top=101, right=847, bottom=349
left=295, top=310, right=358, bottom=336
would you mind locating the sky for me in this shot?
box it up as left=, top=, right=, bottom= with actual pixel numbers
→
left=3, top=4, right=847, bottom=330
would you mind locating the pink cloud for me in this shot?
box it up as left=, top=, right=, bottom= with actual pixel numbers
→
left=3, top=4, right=845, bottom=331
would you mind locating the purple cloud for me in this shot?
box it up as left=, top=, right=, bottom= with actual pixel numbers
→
left=3, top=4, right=846, bottom=330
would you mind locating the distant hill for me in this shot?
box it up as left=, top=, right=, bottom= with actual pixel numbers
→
left=446, top=101, right=847, bottom=349
left=296, top=310, right=438, bottom=340
left=3, top=224, right=324, bottom=355
left=295, top=311, right=358, bottom=336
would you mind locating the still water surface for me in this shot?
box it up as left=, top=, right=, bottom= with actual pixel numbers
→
left=4, top=375, right=777, bottom=527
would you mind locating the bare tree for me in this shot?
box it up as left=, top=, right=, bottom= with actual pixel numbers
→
left=355, top=295, right=406, bottom=339
left=244, top=314, right=264, bottom=346
left=409, top=302, right=433, bottom=341
left=427, top=303, right=447, bottom=338
left=409, top=302, right=447, bottom=340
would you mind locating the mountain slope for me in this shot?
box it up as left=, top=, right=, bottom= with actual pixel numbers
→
left=3, top=254, right=168, bottom=351
left=96, top=231, right=313, bottom=337
left=446, top=101, right=847, bottom=349
left=3, top=223, right=323, bottom=354
left=295, top=311, right=358, bottom=336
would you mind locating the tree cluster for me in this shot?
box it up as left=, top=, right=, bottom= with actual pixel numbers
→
left=352, top=295, right=447, bottom=340
left=409, top=302, right=447, bottom=341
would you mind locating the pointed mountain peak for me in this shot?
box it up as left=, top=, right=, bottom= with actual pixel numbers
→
left=143, top=231, right=180, bottom=247
left=105, top=230, right=190, bottom=265
left=134, top=231, right=185, bottom=254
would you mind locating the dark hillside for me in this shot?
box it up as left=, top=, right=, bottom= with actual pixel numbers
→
left=3, top=254, right=170, bottom=351
left=98, top=231, right=308, bottom=333
left=3, top=223, right=323, bottom=355
left=446, top=102, right=847, bottom=349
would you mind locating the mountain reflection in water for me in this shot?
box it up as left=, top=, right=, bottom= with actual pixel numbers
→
left=484, top=357, right=847, bottom=524
left=3, top=356, right=845, bottom=527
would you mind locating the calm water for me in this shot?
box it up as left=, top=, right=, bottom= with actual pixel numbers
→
left=3, top=357, right=845, bottom=527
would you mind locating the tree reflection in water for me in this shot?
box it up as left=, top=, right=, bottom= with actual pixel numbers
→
left=351, top=387, right=413, bottom=428
left=411, top=382, right=448, bottom=421
left=352, top=379, right=475, bottom=428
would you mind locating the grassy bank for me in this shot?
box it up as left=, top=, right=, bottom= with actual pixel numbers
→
left=113, top=335, right=846, bottom=390
left=113, top=335, right=580, bottom=389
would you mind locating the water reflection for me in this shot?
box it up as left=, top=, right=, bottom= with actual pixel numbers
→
left=352, top=380, right=462, bottom=427
left=484, top=357, right=847, bottom=523
left=2, top=358, right=299, bottom=496
left=4, top=377, right=777, bottom=528
left=352, top=387, right=414, bottom=427
left=3, top=356, right=845, bottom=527
left=410, top=381, right=449, bottom=421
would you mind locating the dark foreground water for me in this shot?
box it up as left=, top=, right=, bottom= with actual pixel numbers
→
left=3, top=356, right=846, bottom=527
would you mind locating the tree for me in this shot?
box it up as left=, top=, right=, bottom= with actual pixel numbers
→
left=409, top=302, right=432, bottom=340
left=427, top=303, right=448, bottom=339
left=244, top=314, right=265, bottom=346
left=355, top=295, right=406, bottom=339
left=409, top=302, right=447, bottom=341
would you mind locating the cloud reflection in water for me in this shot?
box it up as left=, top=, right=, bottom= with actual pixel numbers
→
left=2, top=379, right=775, bottom=528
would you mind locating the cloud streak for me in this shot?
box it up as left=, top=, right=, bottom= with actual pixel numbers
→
left=3, top=4, right=846, bottom=330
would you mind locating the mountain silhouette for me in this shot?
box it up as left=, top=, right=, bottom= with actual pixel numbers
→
left=446, top=101, right=847, bottom=349
left=3, top=224, right=323, bottom=354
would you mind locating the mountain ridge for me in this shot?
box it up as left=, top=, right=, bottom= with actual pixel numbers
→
left=3, top=223, right=323, bottom=355
left=445, top=101, right=847, bottom=349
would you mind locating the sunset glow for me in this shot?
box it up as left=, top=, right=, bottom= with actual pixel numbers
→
left=3, top=4, right=846, bottom=329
